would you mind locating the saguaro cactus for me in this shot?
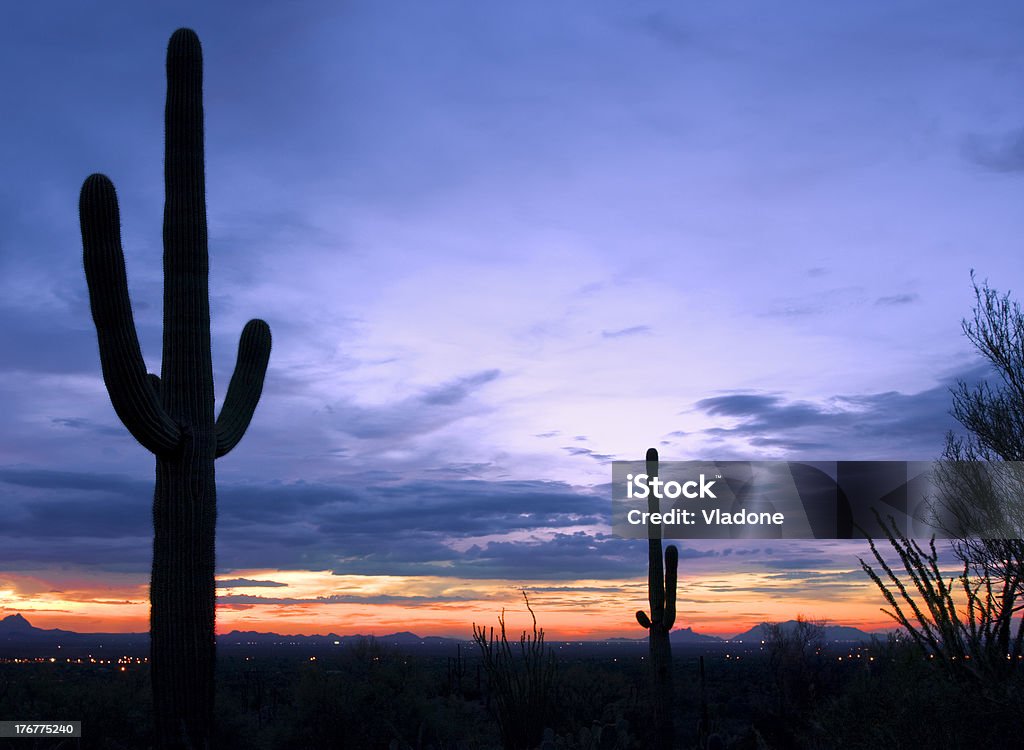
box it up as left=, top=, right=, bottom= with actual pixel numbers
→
left=79, top=29, right=271, bottom=749
left=635, top=447, right=678, bottom=750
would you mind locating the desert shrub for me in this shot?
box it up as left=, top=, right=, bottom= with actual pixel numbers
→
left=270, top=639, right=432, bottom=749
left=821, top=634, right=1024, bottom=750
left=472, top=593, right=559, bottom=750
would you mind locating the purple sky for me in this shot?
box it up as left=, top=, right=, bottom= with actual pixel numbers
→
left=1, top=1, right=1022, bottom=632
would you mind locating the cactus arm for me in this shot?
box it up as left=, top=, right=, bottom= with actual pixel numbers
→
left=636, top=610, right=651, bottom=629
left=215, top=319, right=271, bottom=457
left=148, top=374, right=161, bottom=397
left=80, top=174, right=181, bottom=455
left=664, top=544, right=678, bottom=629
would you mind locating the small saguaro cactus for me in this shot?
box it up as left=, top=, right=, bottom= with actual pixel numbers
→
left=79, top=28, right=271, bottom=749
left=636, top=447, right=678, bottom=750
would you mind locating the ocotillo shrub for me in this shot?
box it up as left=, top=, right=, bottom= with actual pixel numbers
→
left=472, top=592, right=559, bottom=750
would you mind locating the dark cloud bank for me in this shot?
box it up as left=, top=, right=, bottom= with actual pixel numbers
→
left=0, top=360, right=994, bottom=581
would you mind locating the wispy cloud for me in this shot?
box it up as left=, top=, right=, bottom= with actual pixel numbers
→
left=216, top=578, right=289, bottom=589
left=963, top=128, right=1024, bottom=173
left=601, top=325, right=651, bottom=339
left=327, top=369, right=500, bottom=440
left=875, top=293, right=919, bottom=306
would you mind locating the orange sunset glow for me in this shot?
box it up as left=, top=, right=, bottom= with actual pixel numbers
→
left=0, top=566, right=898, bottom=639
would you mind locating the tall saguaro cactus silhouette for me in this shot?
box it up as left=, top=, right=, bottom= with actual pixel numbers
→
left=79, top=28, right=271, bottom=748
left=635, top=447, right=678, bottom=750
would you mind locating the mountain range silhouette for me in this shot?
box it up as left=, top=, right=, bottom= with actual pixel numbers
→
left=0, top=613, right=878, bottom=651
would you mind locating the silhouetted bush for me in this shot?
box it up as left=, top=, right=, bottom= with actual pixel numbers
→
left=472, top=593, right=559, bottom=750
left=820, top=634, right=1024, bottom=750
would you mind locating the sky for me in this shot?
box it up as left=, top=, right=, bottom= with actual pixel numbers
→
left=1, top=0, right=1023, bottom=639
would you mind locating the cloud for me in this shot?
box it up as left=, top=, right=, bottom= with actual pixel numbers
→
left=420, top=369, right=501, bottom=406
left=697, top=395, right=825, bottom=429
left=633, top=10, right=693, bottom=52
left=561, top=446, right=615, bottom=461
left=601, top=325, right=651, bottom=339
left=0, top=346, right=990, bottom=580
left=746, top=436, right=828, bottom=451
left=0, top=467, right=150, bottom=496
left=50, top=417, right=125, bottom=437
left=455, top=532, right=720, bottom=580
left=216, top=578, right=288, bottom=589
left=2, top=465, right=834, bottom=581
left=691, top=363, right=992, bottom=459
left=758, top=303, right=825, bottom=319
left=327, top=369, right=500, bottom=440
left=875, top=293, right=919, bottom=306
left=216, top=592, right=476, bottom=606
left=0, top=468, right=626, bottom=578
left=963, top=128, right=1024, bottom=173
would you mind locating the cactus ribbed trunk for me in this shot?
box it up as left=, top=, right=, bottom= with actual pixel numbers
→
left=649, top=618, right=673, bottom=749
left=152, top=437, right=217, bottom=746
left=79, top=29, right=271, bottom=749
left=635, top=448, right=678, bottom=750
left=153, top=30, right=217, bottom=746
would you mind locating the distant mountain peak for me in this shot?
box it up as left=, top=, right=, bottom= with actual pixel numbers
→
left=0, top=614, right=34, bottom=632
left=731, top=620, right=873, bottom=642
left=670, top=626, right=722, bottom=643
